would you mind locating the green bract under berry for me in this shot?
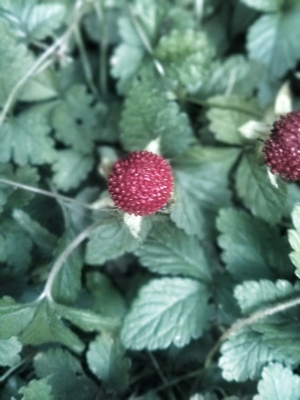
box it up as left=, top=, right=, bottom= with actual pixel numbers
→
left=263, top=109, right=300, bottom=181
left=108, top=151, right=174, bottom=216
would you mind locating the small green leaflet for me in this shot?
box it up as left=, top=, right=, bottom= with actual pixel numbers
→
left=0, top=164, right=39, bottom=212
left=34, top=348, right=98, bottom=400
left=85, top=216, right=140, bottom=265
left=120, top=71, right=194, bottom=158
left=217, top=208, right=293, bottom=281
left=0, top=0, right=66, bottom=42
left=134, top=220, right=212, bottom=282
left=219, top=328, right=276, bottom=382
left=51, top=234, right=83, bottom=305
left=19, top=379, right=54, bottom=400
left=0, top=109, right=55, bottom=166
left=121, top=277, right=209, bottom=350
left=247, top=3, right=300, bottom=79
left=0, top=337, right=22, bottom=367
left=51, top=84, right=99, bottom=154
left=288, top=205, right=300, bottom=278
left=52, top=149, right=94, bottom=192
left=86, top=333, right=130, bottom=393
left=154, top=29, right=215, bottom=89
left=207, top=95, right=262, bottom=144
left=235, top=150, right=287, bottom=224
left=241, top=0, right=284, bottom=12
left=171, top=146, right=239, bottom=238
left=254, top=363, right=300, bottom=400
left=234, top=280, right=298, bottom=315
left=86, top=272, right=127, bottom=321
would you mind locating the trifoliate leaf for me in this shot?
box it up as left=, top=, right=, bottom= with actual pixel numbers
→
left=86, top=272, right=127, bottom=321
left=207, top=95, right=262, bottom=144
left=247, top=3, right=300, bottom=79
left=217, top=208, right=293, bottom=281
left=0, top=109, right=55, bottom=166
left=12, top=209, right=57, bottom=256
left=51, top=234, right=83, bottom=305
left=0, top=218, right=33, bottom=272
left=52, top=149, right=94, bottom=192
left=87, top=333, right=130, bottom=393
left=85, top=216, right=141, bottom=265
left=51, top=84, right=99, bottom=154
left=120, top=73, right=194, bottom=158
left=121, top=277, right=209, bottom=350
left=19, top=379, right=54, bottom=400
left=134, top=220, right=212, bottom=283
left=0, top=337, right=22, bottom=367
left=34, top=348, right=98, bottom=400
left=219, top=328, right=275, bottom=382
left=235, top=151, right=287, bottom=224
left=241, top=0, right=284, bottom=12
left=0, top=297, right=36, bottom=340
left=171, top=146, right=239, bottom=238
left=0, top=0, right=66, bottom=41
left=154, top=29, right=215, bottom=90
left=20, top=300, right=84, bottom=353
left=254, top=363, right=300, bottom=400
left=234, top=280, right=298, bottom=315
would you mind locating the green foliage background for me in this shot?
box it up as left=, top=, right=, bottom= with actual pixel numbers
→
left=1, top=0, right=300, bottom=399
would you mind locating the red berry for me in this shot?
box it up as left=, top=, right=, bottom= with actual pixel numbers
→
left=263, top=109, right=300, bottom=181
left=108, top=151, right=174, bottom=216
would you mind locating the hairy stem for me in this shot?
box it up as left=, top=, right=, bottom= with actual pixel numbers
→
left=205, top=294, right=300, bottom=368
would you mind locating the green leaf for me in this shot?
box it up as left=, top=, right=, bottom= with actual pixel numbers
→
left=86, top=333, right=130, bottom=393
left=0, top=218, right=33, bottom=272
left=85, top=216, right=140, bottom=265
left=20, top=301, right=84, bottom=353
left=120, top=71, right=194, bottom=158
left=34, top=348, right=98, bottom=400
left=51, top=234, right=83, bottom=305
left=86, top=272, right=127, bottom=321
left=0, top=109, right=55, bottom=166
left=241, top=0, right=284, bottom=12
left=12, top=209, right=57, bottom=256
left=134, top=220, right=212, bottom=282
left=199, top=56, right=263, bottom=98
left=51, top=84, right=99, bottom=154
left=234, top=280, right=298, bottom=315
left=52, top=149, right=94, bottom=192
left=207, top=95, right=262, bottom=144
left=219, top=328, right=275, bottom=382
left=171, top=146, right=239, bottom=238
left=0, top=164, right=39, bottom=212
left=121, top=277, right=209, bottom=350
left=235, top=151, right=287, bottom=224
left=217, top=208, right=293, bottom=281
left=19, top=379, right=54, bottom=400
left=0, top=298, right=36, bottom=340
left=154, top=29, right=215, bottom=89
left=288, top=205, right=300, bottom=278
left=247, top=4, right=300, bottom=79
left=0, top=0, right=66, bottom=41
left=254, top=363, right=300, bottom=400
left=0, top=337, right=22, bottom=367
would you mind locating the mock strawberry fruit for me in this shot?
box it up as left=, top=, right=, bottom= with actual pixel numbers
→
left=263, top=109, right=300, bottom=181
left=108, top=151, right=174, bottom=216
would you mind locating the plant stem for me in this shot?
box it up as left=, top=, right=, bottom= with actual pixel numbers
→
left=148, top=352, right=176, bottom=400
left=0, top=355, right=32, bottom=384
left=41, top=220, right=105, bottom=302
left=205, top=294, right=300, bottom=368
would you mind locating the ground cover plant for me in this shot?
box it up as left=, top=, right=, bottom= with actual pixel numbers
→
left=2, top=0, right=300, bottom=399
